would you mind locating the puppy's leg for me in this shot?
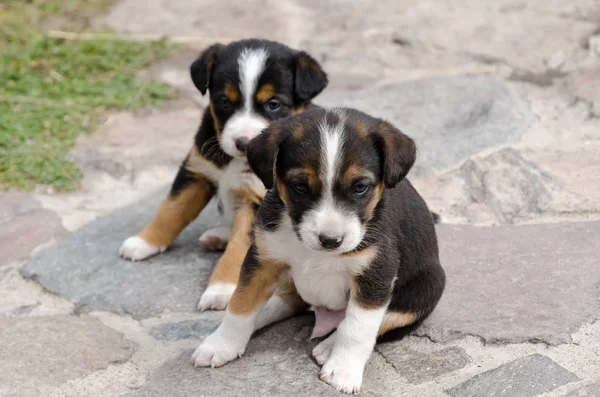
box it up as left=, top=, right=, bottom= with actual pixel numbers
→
left=119, top=151, right=216, bottom=262
left=198, top=195, right=256, bottom=311
left=317, top=270, right=391, bottom=395
left=254, top=271, right=307, bottom=331
left=192, top=246, right=285, bottom=368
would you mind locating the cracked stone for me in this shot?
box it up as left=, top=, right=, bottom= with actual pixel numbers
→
left=377, top=345, right=470, bottom=384
left=318, top=77, right=535, bottom=177
left=0, top=315, right=135, bottom=397
left=418, top=221, right=600, bottom=345
left=446, top=354, right=578, bottom=397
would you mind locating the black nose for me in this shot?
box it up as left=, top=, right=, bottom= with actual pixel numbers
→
left=318, top=234, right=344, bottom=249
left=235, top=137, right=250, bottom=152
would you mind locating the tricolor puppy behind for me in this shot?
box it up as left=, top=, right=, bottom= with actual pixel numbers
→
left=118, top=39, right=328, bottom=311
left=192, top=108, right=446, bottom=394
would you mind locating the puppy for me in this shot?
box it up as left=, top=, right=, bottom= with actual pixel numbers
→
left=118, top=39, right=328, bottom=311
left=191, top=108, right=446, bottom=394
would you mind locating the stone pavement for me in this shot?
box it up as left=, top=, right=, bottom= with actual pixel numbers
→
left=2, top=0, right=600, bottom=396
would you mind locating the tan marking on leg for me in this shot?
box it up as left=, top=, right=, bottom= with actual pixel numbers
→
left=224, top=82, right=240, bottom=104
left=378, top=311, right=418, bottom=335
left=256, top=83, right=275, bottom=104
left=207, top=195, right=256, bottom=287
left=228, top=257, right=287, bottom=316
left=138, top=174, right=214, bottom=248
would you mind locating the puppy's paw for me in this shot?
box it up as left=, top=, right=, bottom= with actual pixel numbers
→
left=312, top=332, right=336, bottom=366
left=191, top=332, right=244, bottom=368
left=320, top=357, right=364, bottom=395
left=197, top=284, right=236, bottom=311
left=198, top=227, right=231, bottom=251
left=119, top=236, right=166, bottom=261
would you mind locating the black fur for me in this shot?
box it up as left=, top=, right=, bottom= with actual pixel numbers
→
left=250, top=108, right=446, bottom=337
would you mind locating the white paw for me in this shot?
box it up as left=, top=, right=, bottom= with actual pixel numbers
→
left=198, top=227, right=231, bottom=251
left=191, top=332, right=244, bottom=368
left=119, top=236, right=166, bottom=261
left=312, top=332, right=336, bottom=366
left=198, top=284, right=236, bottom=311
left=320, top=357, right=364, bottom=395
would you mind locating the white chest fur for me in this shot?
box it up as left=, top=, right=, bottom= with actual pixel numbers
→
left=216, top=159, right=265, bottom=222
left=262, top=217, right=373, bottom=310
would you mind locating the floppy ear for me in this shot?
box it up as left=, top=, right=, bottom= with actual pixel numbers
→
left=293, top=51, right=328, bottom=102
left=372, top=122, right=416, bottom=188
left=247, top=125, right=286, bottom=189
left=190, top=44, right=223, bottom=95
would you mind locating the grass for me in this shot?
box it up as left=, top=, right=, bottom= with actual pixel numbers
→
left=0, top=0, right=180, bottom=191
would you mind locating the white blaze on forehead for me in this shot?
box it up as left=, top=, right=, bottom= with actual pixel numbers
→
left=220, top=48, right=269, bottom=157
left=319, top=112, right=346, bottom=193
left=237, top=48, right=269, bottom=113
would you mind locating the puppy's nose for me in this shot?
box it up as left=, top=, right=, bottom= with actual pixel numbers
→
left=318, top=234, right=344, bottom=250
left=235, top=137, right=250, bottom=152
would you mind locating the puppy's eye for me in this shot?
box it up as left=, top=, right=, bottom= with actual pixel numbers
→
left=292, top=183, right=308, bottom=194
left=265, top=99, right=281, bottom=112
left=220, top=96, right=232, bottom=111
left=353, top=183, right=370, bottom=196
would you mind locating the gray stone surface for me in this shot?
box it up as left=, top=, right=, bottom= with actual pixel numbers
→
left=564, top=383, right=600, bottom=396
left=129, top=316, right=342, bottom=397
left=150, top=312, right=222, bottom=341
left=418, top=221, right=600, bottom=345
left=446, top=354, right=578, bottom=397
left=377, top=345, right=470, bottom=384
left=130, top=315, right=400, bottom=397
left=317, top=77, right=535, bottom=176
left=22, top=189, right=223, bottom=319
left=0, top=192, right=66, bottom=267
left=0, top=315, right=135, bottom=397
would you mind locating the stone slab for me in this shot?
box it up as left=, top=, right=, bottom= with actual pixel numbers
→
left=418, top=221, right=600, bottom=345
left=377, top=345, right=470, bottom=384
left=0, top=192, right=66, bottom=267
left=150, top=312, right=222, bottom=341
left=446, top=354, right=578, bottom=397
left=317, top=77, right=535, bottom=177
left=0, top=315, right=135, bottom=397
left=129, top=315, right=396, bottom=397
left=563, top=383, right=600, bottom=397
left=22, top=188, right=223, bottom=319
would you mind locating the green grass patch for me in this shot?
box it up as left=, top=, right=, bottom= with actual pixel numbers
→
left=0, top=0, right=180, bottom=191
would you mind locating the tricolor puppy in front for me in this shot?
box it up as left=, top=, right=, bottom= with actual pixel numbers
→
left=191, top=108, right=446, bottom=394
left=118, top=39, right=328, bottom=311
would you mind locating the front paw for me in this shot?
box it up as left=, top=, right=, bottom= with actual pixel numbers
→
left=197, top=284, right=236, bottom=311
left=119, top=236, right=166, bottom=261
left=198, top=227, right=231, bottom=251
left=312, top=332, right=336, bottom=366
left=191, top=333, right=244, bottom=368
left=320, top=357, right=364, bottom=395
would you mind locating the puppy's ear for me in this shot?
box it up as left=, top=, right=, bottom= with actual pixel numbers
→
left=293, top=51, right=328, bottom=102
left=372, top=122, right=416, bottom=188
left=190, top=44, right=223, bottom=96
left=247, top=125, right=286, bottom=189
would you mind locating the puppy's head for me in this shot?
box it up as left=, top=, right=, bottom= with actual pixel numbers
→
left=190, top=39, right=328, bottom=158
left=248, top=108, right=416, bottom=253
